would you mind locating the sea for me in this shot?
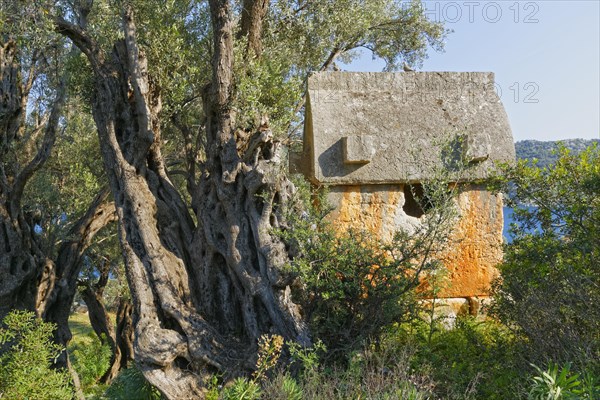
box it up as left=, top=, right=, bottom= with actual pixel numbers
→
left=502, top=206, right=514, bottom=242
left=503, top=206, right=541, bottom=243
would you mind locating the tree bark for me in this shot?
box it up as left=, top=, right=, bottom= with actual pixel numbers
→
left=0, top=38, right=65, bottom=321
left=57, top=2, right=310, bottom=398
left=79, top=259, right=116, bottom=346
left=239, top=0, right=269, bottom=57
left=101, top=297, right=134, bottom=384
left=35, top=187, right=117, bottom=368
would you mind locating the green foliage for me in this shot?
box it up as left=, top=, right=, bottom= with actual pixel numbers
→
left=231, top=0, right=447, bottom=136
left=286, top=224, right=421, bottom=361
left=288, top=339, right=326, bottom=377
left=281, top=175, right=458, bottom=363
left=528, top=363, right=582, bottom=400
left=21, top=97, right=123, bottom=281
left=204, top=375, right=221, bottom=400
left=490, top=144, right=600, bottom=368
left=70, top=332, right=112, bottom=389
left=267, top=0, right=447, bottom=72
left=233, top=45, right=303, bottom=137
left=291, top=337, right=431, bottom=400
left=1, top=0, right=59, bottom=53
left=579, top=369, right=600, bottom=399
left=220, top=378, right=262, bottom=400
left=209, top=331, right=430, bottom=399
left=126, top=0, right=210, bottom=117
left=393, top=317, right=523, bottom=400
left=209, top=319, right=546, bottom=400
left=103, top=366, right=162, bottom=400
left=0, top=311, right=73, bottom=400
left=275, top=374, right=303, bottom=400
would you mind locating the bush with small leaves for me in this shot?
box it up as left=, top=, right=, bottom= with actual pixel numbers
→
left=389, top=317, right=524, bottom=400
left=490, top=144, right=600, bottom=369
left=70, top=332, right=112, bottom=389
left=280, top=175, right=458, bottom=364
left=0, top=310, right=73, bottom=400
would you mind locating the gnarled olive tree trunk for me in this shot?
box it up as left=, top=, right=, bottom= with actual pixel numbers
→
left=57, top=2, right=308, bottom=397
left=100, top=296, right=134, bottom=384
left=1, top=40, right=117, bottom=396
left=0, top=38, right=65, bottom=320
left=36, top=187, right=117, bottom=364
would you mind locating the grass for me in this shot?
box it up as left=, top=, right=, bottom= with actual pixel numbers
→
left=68, top=311, right=117, bottom=338
left=69, top=312, right=95, bottom=338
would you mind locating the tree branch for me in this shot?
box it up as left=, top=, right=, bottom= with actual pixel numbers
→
left=37, top=185, right=117, bottom=318
left=1, top=40, right=25, bottom=152
left=122, top=6, right=155, bottom=164
left=238, top=0, right=269, bottom=58
left=54, top=16, right=105, bottom=74
left=10, top=81, right=66, bottom=217
left=21, top=50, right=38, bottom=104
left=290, top=47, right=342, bottom=126
left=171, top=114, right=199, bottom=192
left=209, top=0, right=234, bottom=110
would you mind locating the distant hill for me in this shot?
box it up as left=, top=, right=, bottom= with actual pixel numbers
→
left=515, top=139, right=599, bottom=168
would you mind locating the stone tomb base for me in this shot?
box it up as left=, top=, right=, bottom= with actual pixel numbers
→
left=325, top=183, right=504, bottom=300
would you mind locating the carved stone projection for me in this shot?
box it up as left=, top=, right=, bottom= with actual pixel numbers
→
left=293, top=71, right=515, bottom=304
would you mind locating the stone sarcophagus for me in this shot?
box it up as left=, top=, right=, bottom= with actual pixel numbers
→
left=293, top=72, right=515, bottom=305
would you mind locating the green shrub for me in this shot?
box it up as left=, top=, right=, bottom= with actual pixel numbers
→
left=220, top=377, right=261, bottom=400
left=490, top=145, right=600, bottom=369
left=103, top=366, right=161, bottom=400
left=277, top=374, right=303, bottom=400
left=526, top=362, right=600, bottom=400
left=288, top=338, right=326, bottom=377
left=392, top=317, right=524, bottom=400
left=70, top=332, right=112, bottom=389
left=281, top=176, right=457, bottom=364
left=579, top=368, right=600, bottom=399
left=204, top=375, right=221, bottom=400
left=528, top=363, right=582, bottom=400
left=0, top=310, right=73, bottom=400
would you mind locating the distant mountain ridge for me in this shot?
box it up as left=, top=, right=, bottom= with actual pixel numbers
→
left=515, top=139, right=600, bottom=168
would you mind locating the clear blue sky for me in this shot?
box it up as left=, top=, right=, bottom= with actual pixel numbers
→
left=346, top=1, right=600, bottom=142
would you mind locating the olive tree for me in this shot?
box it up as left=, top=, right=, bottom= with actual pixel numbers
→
left=1, top=5, right=118, bottom=388
left=51, top=0, right=446, bottom=397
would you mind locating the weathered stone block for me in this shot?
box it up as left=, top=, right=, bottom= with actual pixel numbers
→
left=300, top=72, right=515, bottom=184
left=295, top=72, right=515, bottom=301
left=463, top=131, right=491, bottom=163
left=441, top=185, right=504, bottom=297
left=326, top=184, right=503, bottom=298
left=342, top=135, right=376, bottom=164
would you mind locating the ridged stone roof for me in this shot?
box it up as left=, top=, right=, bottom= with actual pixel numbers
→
left=300, top=72, right=516, bottom=184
